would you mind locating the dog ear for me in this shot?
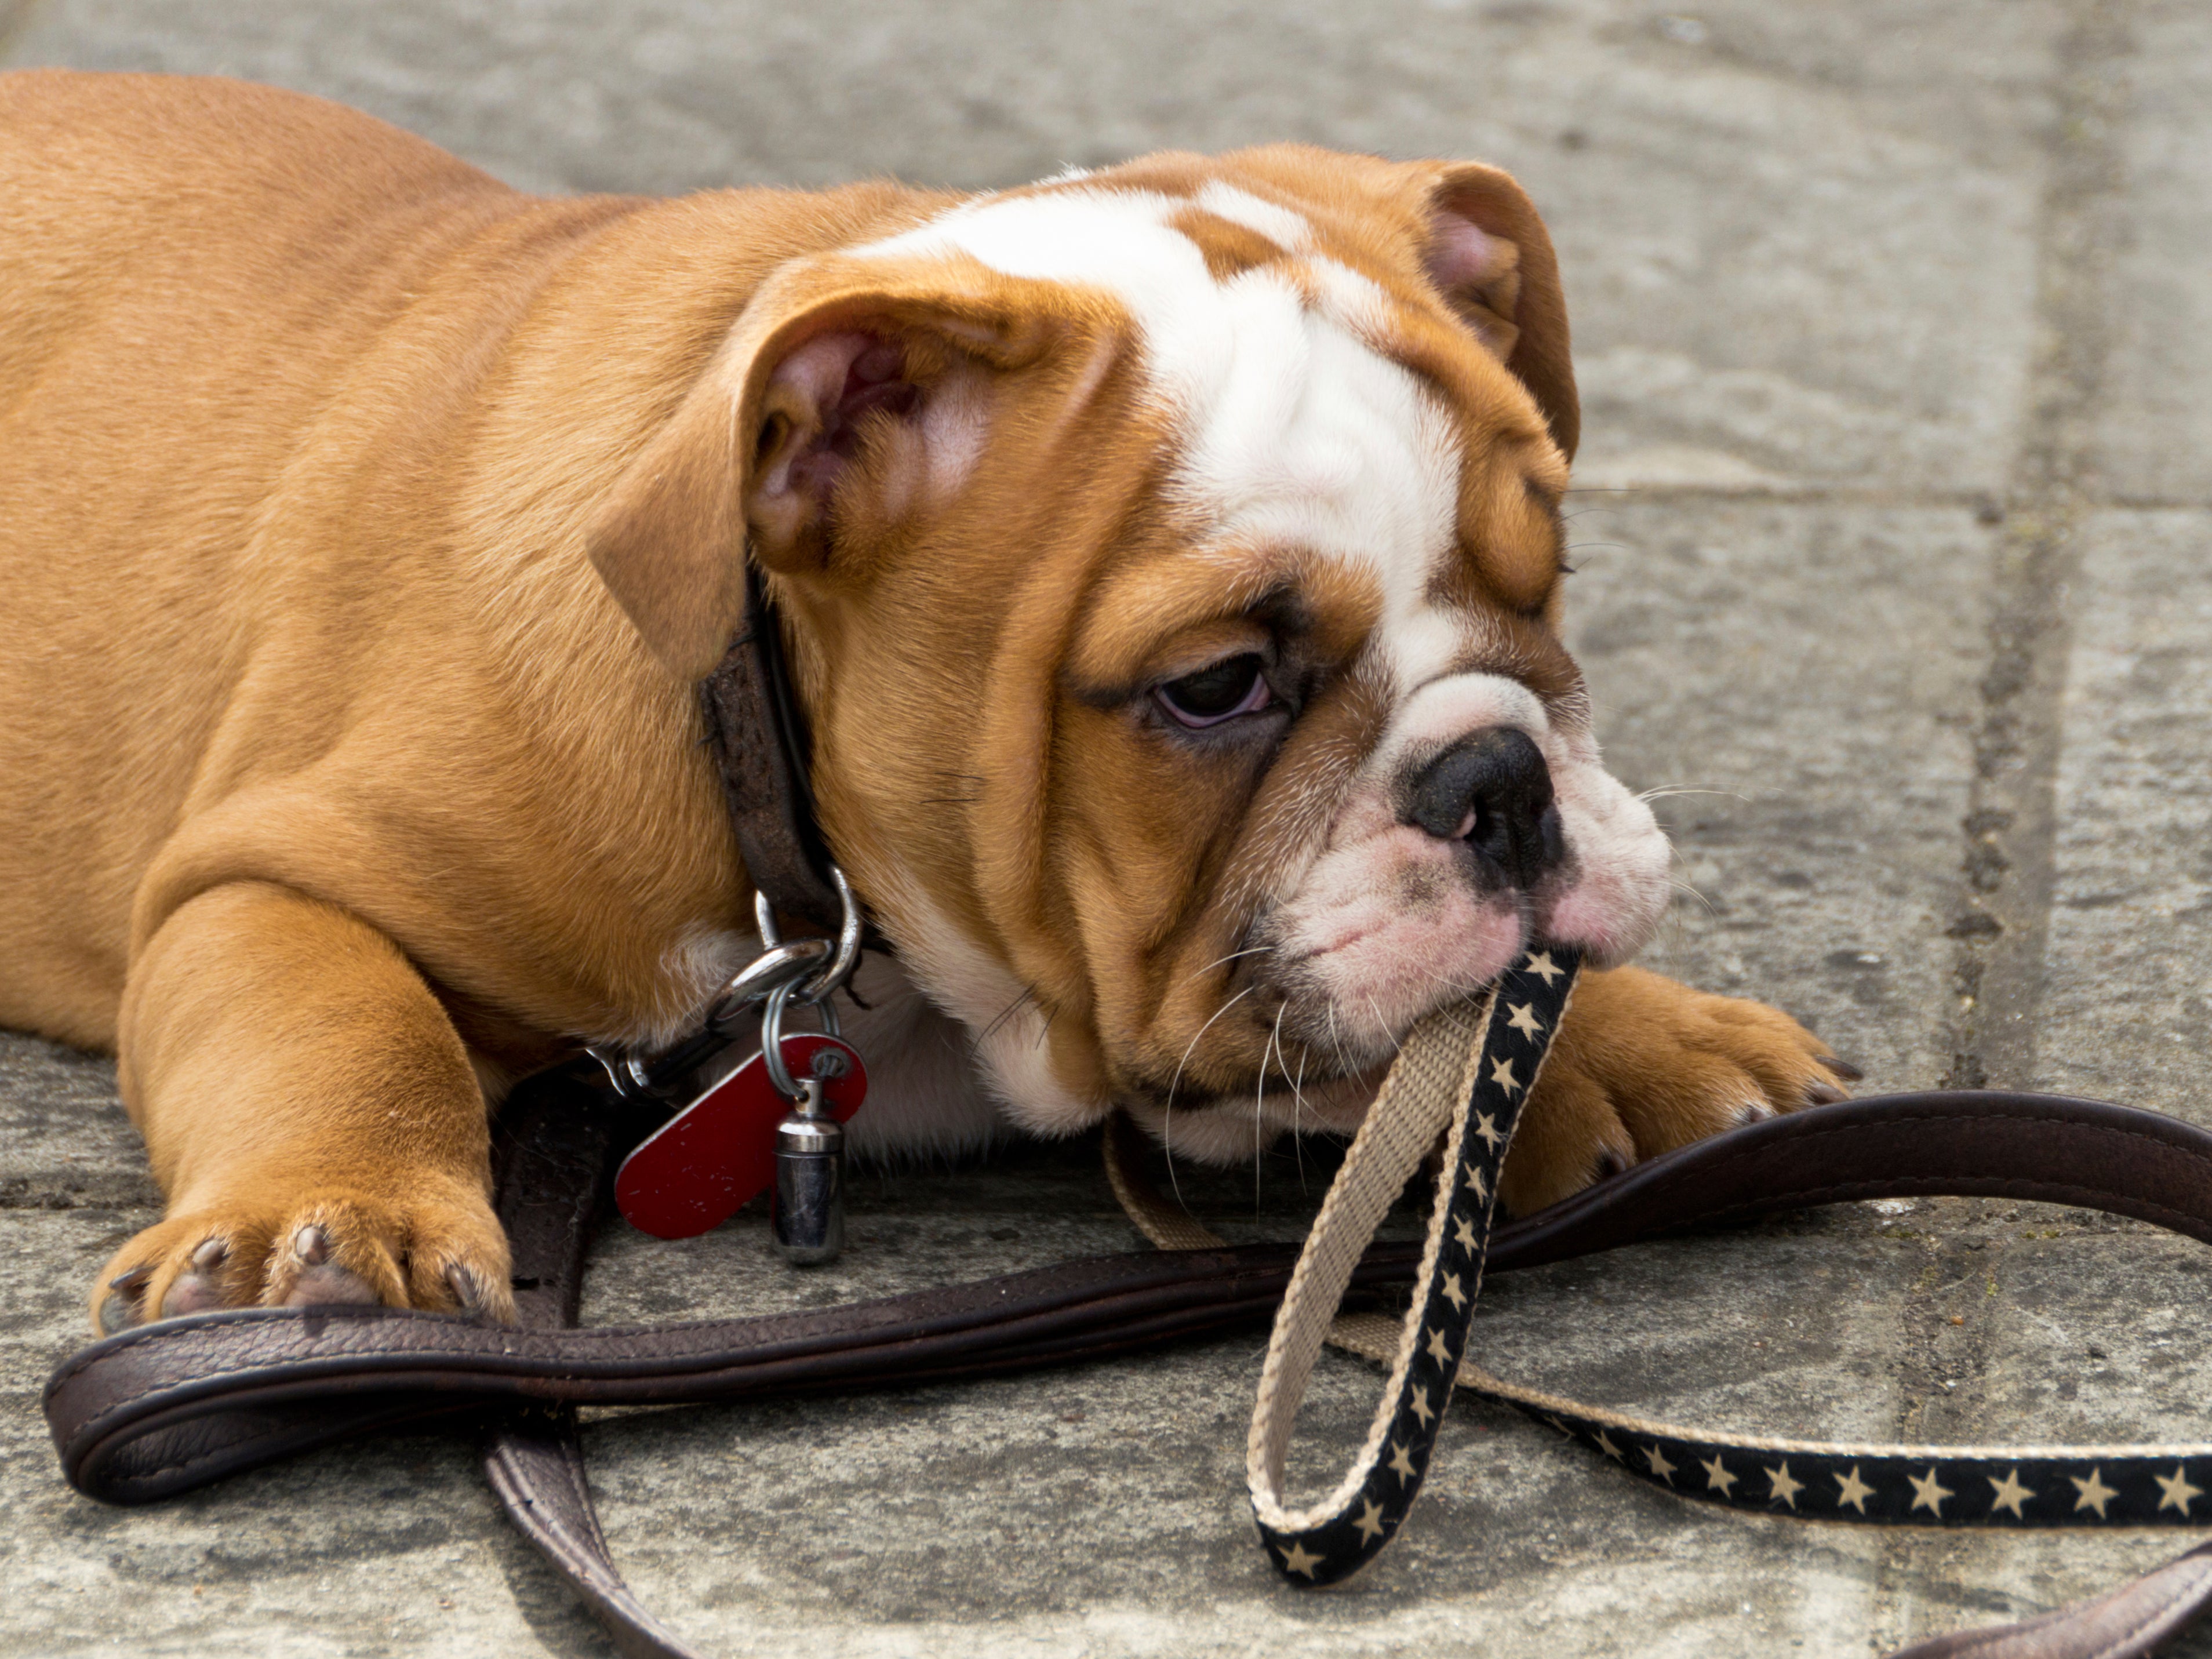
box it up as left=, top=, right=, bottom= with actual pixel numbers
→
left=587, top=271, right=1052, bottom=680
left=1424, top=164, right=1579, bottom=461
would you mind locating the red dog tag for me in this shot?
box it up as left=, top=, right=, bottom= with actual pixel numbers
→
left=614, top=1035, right=867, bottom=1240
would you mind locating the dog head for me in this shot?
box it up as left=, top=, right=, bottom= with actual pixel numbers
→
left=588, top=146, right=1669, bottom=1160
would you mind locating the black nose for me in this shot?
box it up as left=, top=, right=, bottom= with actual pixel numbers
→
left=1402, top=727, right=1563, bottom=889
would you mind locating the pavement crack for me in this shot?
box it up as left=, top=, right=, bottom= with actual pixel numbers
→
left=1941, top=0, right=2130, bottom=1098
left=1876, top=3, right=2135, bottom=1650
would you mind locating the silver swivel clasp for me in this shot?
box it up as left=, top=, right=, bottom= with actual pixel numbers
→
left=756, top=882, right=858, bottom=1266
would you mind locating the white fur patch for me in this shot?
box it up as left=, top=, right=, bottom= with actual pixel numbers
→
left=1193, top=180, right=1310, bottom=249
left=829, top=952, right=1006, bottom=1162
left=616, top=922, right=755, bottom=1050
left=859, top=186, right=1466, bottom=701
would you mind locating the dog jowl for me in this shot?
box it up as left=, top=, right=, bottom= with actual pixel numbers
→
left=0, top=72, right=1848, bottom=1330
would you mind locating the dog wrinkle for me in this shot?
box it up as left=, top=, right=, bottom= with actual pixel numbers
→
left=1538, top=773, right=1671, bottom=963
left=1249, top=652, right=1668, bottom=1046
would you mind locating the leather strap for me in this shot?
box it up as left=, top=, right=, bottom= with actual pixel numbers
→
left=44, top=1079, right=2212, bottom=1657
left=1882, top=1542, right=2212, bottom=1659
left=44, top=1069, right=1419, bottom=1506
left=696, top=564, right=845, bottom=935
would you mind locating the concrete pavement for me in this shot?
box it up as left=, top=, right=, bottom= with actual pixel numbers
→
left=3, top=0, right=2209, bottom=1653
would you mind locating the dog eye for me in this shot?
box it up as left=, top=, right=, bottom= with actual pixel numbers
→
left=1155, top=654, right=1274, bottom=727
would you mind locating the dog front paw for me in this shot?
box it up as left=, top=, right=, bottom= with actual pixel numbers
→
left=92, top=1182, right=512, bottom=1334
left=1498, top=964, right=1854, bottom=1215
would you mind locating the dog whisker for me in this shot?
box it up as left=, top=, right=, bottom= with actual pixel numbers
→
left=976, top=987, right=1037, bottom=1046
left=1363, top=996, right=1404, bottom=1058
left=1256, top=1001, right=1291, bottom=1213
left=1633, top=784, right=1751, bottom=805
left=1323, top=1004, right=1356, bottom=1083
left=1172, top=943, right=1274, bottom=999
left=1162, top=984, right=1256, bottom=1209
left=1667, top=875, right=1718, bottom=916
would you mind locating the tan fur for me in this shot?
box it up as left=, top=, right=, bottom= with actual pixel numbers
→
left=0, top=71, right=1843, bottom=1331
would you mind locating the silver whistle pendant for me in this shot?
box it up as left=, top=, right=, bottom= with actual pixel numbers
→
left=772, top=1076, right=845, bottom=1265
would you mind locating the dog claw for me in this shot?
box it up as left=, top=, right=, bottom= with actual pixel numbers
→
left=1734, top=1101, right=1776, bottom=1128
left=1804, top=1079, right=1850, bottom=1107
left=1818, top=1054, right=1864, bottom=1082
left=445, top=1264, right=487, bottom=1315
left=1592, top=1148, right=1629, bottom=1183
left=282, top=1224, right=377, bottom=1307
left=159, top=1237, right=232, bottom=1317
left=100, top=1265, right=152, bottom=1334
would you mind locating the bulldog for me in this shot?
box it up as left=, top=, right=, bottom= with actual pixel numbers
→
left=0, top=71, right=1849, bottom=1334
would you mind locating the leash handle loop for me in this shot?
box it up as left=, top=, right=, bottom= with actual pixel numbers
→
left=1244, top=947, right=1580, bottom=1583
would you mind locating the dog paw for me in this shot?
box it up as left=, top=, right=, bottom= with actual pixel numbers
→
left=92, top=1183, right=512, bottom=1334
left=1498, top=963, right=1854, bottom=1216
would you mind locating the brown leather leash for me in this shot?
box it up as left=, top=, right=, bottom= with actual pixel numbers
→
left=45, top=1053, right=2212, bottom=1657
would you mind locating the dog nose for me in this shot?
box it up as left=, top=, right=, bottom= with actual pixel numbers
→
left=1402, top=727, right=1563, bottom=889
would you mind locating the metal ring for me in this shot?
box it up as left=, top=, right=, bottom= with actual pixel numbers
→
left=761, top=981, right=799, bottom=1098
left=585, top=1045, right=660, bottom=1102
left=761, top=979, right=844, bottom=1098
left=703, top=938, right=831, bottom=1034
left=795, top=864, right=864, bottom=1005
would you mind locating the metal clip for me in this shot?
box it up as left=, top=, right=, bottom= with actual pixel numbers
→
left=772, top=1075, right=845, bottom=1265
left=595, top=861, right=866, bottom=1264
left=598, top=861, right=868, bottom=1104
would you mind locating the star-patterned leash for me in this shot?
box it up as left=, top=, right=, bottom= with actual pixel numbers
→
left=1454, top=1363, right=2212, bottom=1533
left=1237, top=945, right=1580, bottom=1585
left=1109, top=944, right=2212, bottom=1602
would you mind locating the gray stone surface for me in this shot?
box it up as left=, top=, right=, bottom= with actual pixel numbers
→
left=1567, top=498, right=1992, bottom=1090
left=3, top=1, right=2208, bottom=1655
left=2103, top=3, right=2212, bottom=503
left=2038, top=510, right=2212, bottom=1116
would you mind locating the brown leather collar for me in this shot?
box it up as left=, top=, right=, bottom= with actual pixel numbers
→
left=696, top=563, right=850, bottom=938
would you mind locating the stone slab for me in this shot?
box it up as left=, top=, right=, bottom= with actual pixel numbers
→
left=0, top=1034, right=154, bottom=1210
left=2036, top=509, right=2212, bottom=1118
left=1564, top=498, right=1991, bottom=1090
left=2102, top=2, right=2212, bottom=504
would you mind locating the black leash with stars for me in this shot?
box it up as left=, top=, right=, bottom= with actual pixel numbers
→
left=43, top=944, right=2212, bottom=1659
left=1238, top=947, right=1584, bottom=1585
left=1107, top=944, right=2212, bottom=1659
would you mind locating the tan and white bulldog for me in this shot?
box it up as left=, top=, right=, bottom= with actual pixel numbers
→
left=0, top=71, right=1849, bottom=1334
